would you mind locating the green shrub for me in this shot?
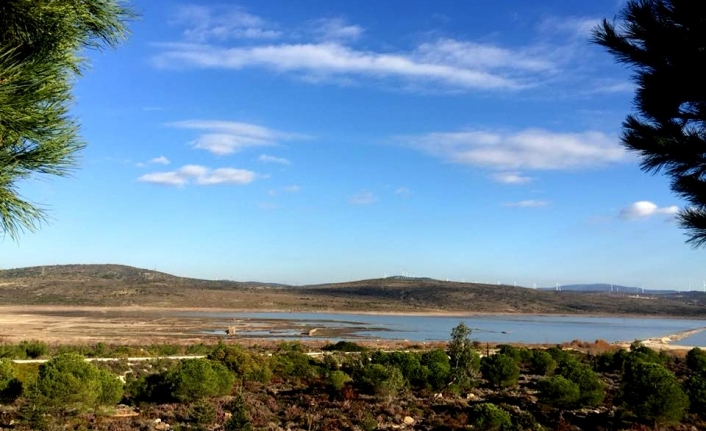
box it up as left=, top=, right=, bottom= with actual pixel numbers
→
left=209, top=343, right=271, bottom=383
left=537, top=375, right=580, bottom=408
left=322, top=341, right=367, bottom=352
left=684, top=372, right=706, bottom=415
left=529, top=350, right=557, bottom=376
left=421, top=349, right=450, bottom=390
left=557, top=360, right=604, bottom=407
left=629, top=342, right=665, bottom=365
left=358, top=363, right=407, bottom=399
left=166, top=358, right=235, bottom=402
left=34, top=353, right=123, bottom=409
left=0, top=358, right=22, bottom=403
left=19, top=341, right=49, bottom=359
left=371, top=351, right=428, bottom=388
left=270, top=348, right=315, bottom=381
left=224, top=393, right=252, bottom=431
left=480, top=354, right=520, bottom=388
left=546, top=346, right=572, bottom=363
left=621, top=361, right=689, bottom=425
left=496, top=345, right=520, bottom=362
left=189, top=401, right=217, bottom=427
left=686, top=348, right=706, bottom=373
left=327, top=370, right=351, bottom=392
left=470, top=403, right=512, bottom=431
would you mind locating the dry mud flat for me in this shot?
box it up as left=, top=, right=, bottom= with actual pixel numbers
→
left=0, top=306, right=387, bottom=345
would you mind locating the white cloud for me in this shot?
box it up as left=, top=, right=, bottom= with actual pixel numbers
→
left=394, top=187, right=413, bottom=197
left=349, top=190, right=378, bottom=205
left=138, top=164, right=259, bottom=186
left=315, top=18, right=363, bottom=42
left=538, top=16, right=601, bottom=38
left=400, top=128, right=626, bottom=170
left=153, top=40, right=544, bottom=91
left=258, top=154, right=291, bottom=165
left=619, top=201, right=679, bottom=220
left=505, top=200, right=550, bottom=208
left=150, top=156, right=170, bottom=165
left=283, top=185, right=300, bottom=193
left=174, top=5, right=280, bottom=42
left=493, top=172, right=533, bottom=184
left=168, top=120, right=306, bottom=155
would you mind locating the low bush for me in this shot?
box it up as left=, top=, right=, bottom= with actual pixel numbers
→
left=556, top=359, right=604, bottom=407
left=537, top=375, right=580, bottom=408
left=469, top=403, right=512, bottom=431
left=322, top=341, right=367, bottom=352
left=209, top=343, right=272, bottom=383
left=529, top=350, right=557, bottom=376
left=166, top=358, right=235, bottom=402
left=480, top=354, right=520, bottom=388
left=326, top=370, right=351, bottom=392
left=621, top=360, right=689, bottom=425
left=686, top=347, right=706, bottom=373
left=0, top=358, right=22, bottom=403
left=684, top=372, right=706, bottom=415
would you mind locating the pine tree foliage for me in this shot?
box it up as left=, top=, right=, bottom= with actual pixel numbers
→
left=0, top=0, right=132, bottom=239
left=593, top=0, right=706, bottom=246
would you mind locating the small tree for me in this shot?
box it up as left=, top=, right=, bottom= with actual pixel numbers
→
left=686, top=347, right=706, bottom=373
left=34, top=353, right=123, bottom=409
left=538, top=375, right=581, bottom=408
left=470, top=403, right=512, bottom=431
left=0, top=358, right=22, bottom=403
left=225, top=392, right=252, bottom=431
left=621, top=360, right=689, bottom=425
left=683, top=372, right=706, bottom=416
left=421, top=348, right=451, bottom=390
left=529, top=350, right=557, bottom=376
left=448, top=322, right=480, bottom=388
left=166, top=358, right=234, bottom=402
left=480, top=354, right=520, bottom=388
left=557, top=360, right=605, bottom=407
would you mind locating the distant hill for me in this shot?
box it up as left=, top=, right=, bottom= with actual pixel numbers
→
left=1, top=264, right=705, bottom=317
left=540, top=283, right=686, bottom=295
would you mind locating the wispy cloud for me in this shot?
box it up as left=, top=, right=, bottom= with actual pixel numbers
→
left=538, top=16, right=601, bottom=39
left=492, top=172, right=533, bottom=184
left=619, top=201, right=679, bottom=220
left=153, top=40, right=550, bottom=91
left=174, top=5, right=280, bottom=42
left=349, top=190, right=378, bottom=205
left=168, top=120, right=307, bottom=155
left=399, top=128, right=626, bottom=170
left=314, top=18, right=363, bottom=42
left=138, top=164, right=260, bottom=186
left=283, top=185, right=300, bottom=193
left=258, top=154, right=291, bottom=165
left=505, top=200, right=551, bottom=208
left=150, top=156, right=170, bottom=165
left=394, top=187, right=413, bottom=197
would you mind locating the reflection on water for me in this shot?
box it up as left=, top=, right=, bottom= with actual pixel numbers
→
left=184, top=311, right=706, bottom=345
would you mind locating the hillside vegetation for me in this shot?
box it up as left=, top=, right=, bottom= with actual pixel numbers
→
left=0, top=264, right=705, bottom=317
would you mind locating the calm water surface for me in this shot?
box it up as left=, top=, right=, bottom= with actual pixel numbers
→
left=188, top=311, right=706, bottom=345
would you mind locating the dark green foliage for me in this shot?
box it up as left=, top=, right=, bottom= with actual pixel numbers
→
left=629, top=342, right=665, bottom=365
left=224, top=393, right=252, bottom=431
left=270, top=344, right=315, bottom=381
left=0, top=0, right=132, bottom=237
left=370, top=351, right=429, bottom=388
left=18, top=341, right=49, bottom=359
left=166, top=359, right=234, bottom=402
left=209, top=343, right=272, bottom=383
left=421, top=348, right=451, bottom=390
left=189, top=401, right=217, bottom=427
left=448, top=322, right=481, bottom=388
left=537, top=376, right=580, bottom=408
left=0, top=358, right=22, bottom=403
left=686, top=347, right=706, bottom=373
left=496, top=345, right=520, bottom=362
left=469, top=403, right=512, bottom=431
left=529, top=350, right=557, bottom=376
left=356, top=363, right=407, bottom=398
left=327, top=370, right=351, bottom=392
left=556, top=359, right=604, bottom=407
left=622, top=360, right=689, bottom=424
left=546, top=346, right=572, bottom=364
left=593, top=0, right=706, bottom=246
left=684, top=372, right=706, bottom=415
left=322, top=341, right=367, bottom=352
left=480, top=354, right=520, bottom=388
left=34, top=353, right=123, bottom=408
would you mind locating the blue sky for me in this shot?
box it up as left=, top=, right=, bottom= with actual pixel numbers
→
left=3, top=0, right=704, bottom=290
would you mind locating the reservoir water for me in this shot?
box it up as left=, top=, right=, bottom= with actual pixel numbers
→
left=188, top=311, right=706, bottom=346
